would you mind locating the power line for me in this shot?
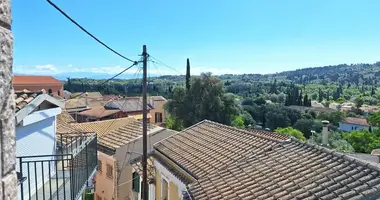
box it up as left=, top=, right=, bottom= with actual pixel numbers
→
left=69, top=62, right=139, bottom=99
left=46, top=0, right=137, bottom=63
left=149, top=55, right=183, bottom=75
left=150, top=57, right=163, bottom=77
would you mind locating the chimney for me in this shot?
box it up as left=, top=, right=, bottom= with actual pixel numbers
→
left=322, top=120, right=330, bottom=146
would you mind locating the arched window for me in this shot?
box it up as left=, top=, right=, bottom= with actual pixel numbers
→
left=57, top=90, right=61, bottom=96
left=48, top=89, right=53, bottom=94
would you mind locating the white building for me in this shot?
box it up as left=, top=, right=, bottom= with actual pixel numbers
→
left=339, top=117, right=370, bottom=132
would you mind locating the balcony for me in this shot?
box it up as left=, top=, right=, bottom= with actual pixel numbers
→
left=17, top=133, right=98, bottom=200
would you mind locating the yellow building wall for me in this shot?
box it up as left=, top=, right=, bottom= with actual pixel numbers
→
left=155, top=173, right=162, bottom=200
left=95, top=152, right=116, bottom=200
left=169, top=182, right=180, bottom=200
left=155, top=172, right=181, bottom=200
left=150, top=98, right=167, bottom=124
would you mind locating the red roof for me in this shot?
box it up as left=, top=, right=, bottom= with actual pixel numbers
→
left=342, top=117, right=369, bottom=126
left=13, top=76, right=63, bottom=85
left=78, top=107, right=120, bottom=118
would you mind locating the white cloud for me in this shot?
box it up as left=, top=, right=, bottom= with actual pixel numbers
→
left=35, top=64, right=58, bottom=72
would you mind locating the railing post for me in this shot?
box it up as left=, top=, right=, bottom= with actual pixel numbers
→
left=85, top=142, right=89, bottom=188
left=19, top=157, right=24, bottom=200
left=70, top=154, right=75, bottom=200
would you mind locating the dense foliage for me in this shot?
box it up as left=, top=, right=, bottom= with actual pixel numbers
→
left=274, top=127, right=306, bottom=141
left=343, top=129, right=380, bottom=153
left=165, top=73, right=241, bottom=128
left=310, top=131, right=354, bottom=152
left=65, top=62, right=380, bottom=106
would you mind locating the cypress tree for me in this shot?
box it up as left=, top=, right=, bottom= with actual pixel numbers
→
left=303, top=94, right=309, bottom=107
left=299, top=91, right=303, bottom=106
left=186, top=58, right=191, bottom=91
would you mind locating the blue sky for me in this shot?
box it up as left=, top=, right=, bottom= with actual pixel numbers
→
left=12, top=0, right=380, bottom=77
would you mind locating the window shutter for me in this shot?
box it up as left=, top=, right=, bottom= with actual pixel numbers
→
left=132, top=172, right=140, bottom=193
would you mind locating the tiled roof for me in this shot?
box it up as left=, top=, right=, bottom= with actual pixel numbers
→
left=154, top=120, right=380, bottom=200
left=78, top=107, right=120, bottom=118
left=155, top=121, right=286, bottom=179
left=14, top=89, right=45, bottom=112
left=65, top=98, right=87, bottom=109
left=150, top=96, right=167, bottom=101
left=57, top=110, right=76, bottom=123
left=98, top=119, right=164, bottom=150
left=87, top=100, right=110, bottom=108
left=74, top=92, right=103, bottom=100
left=13, top=76, right=63, bottom=85
left=102, top=95, right=122, bottom=101
left=70, top=117, right=137, bottom=138
left=56, top=112, right=93, bottom=145
left=248, top=129, right=290, bottom=141
left=105, top=98, right=152, bottom=112
left=342, top=117, right=369, bottom=126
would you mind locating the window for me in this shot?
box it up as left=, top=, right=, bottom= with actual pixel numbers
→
left=57, top=90, right=61, bottom=96
left=106, top=164, right=113, bottom=179
left=98, top=160, right=102, bottom=172
left=48, top=89, right=53, bottom=94
left=132, top=172, right=140, bottom=193
left=155, top=112, right=163, bottom=123
left=161, top=177, right=169, bottom=200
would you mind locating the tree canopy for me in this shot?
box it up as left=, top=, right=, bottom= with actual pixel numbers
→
left=165, top=73, right=240, bottom=127
left=274, top=127, right=306, bottom=141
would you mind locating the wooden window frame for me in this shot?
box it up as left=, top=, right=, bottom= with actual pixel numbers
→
left=106, top=163, right=113, bottom=179
left=98, top=160, right=102, bottom=173
left=161, top=174, right=169, bottom=200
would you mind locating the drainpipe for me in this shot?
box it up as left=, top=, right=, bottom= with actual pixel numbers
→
left=322, top=120, right=330, bottom=146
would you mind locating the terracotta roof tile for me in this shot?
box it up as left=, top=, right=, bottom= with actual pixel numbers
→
left=154, top=120, right=380, bottom=200
left=13, top=76, right=63, bottom=85
left=342, top=117, right=369, bottom=126
left=105, top=98, right=153, bottom=112
left=14, top=89, right=46, bottom=112
left=70, top=117, right=135, bottom=138
left=78, top=107, right=120, bottom=118
left=65, top=98, right=87, bottom=109
left=57, top=110, right=76, bottom=123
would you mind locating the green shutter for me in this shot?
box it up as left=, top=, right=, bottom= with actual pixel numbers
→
left=132, top=172, right=140, bottom=192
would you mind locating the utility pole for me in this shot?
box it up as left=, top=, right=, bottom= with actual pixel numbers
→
left=142, top=45, right=149, bottom=200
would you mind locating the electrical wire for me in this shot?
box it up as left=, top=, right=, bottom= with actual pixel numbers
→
left=46, top=0, right=137, bottom=63
left=149, top=55, right=183, bottom=75
left=69, top=62, right=138, bottom=99
left=93, top=65, right=141, bottom=127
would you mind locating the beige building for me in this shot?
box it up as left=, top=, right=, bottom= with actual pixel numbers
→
left=131, top=120, right=380, bottom=200
left=148, top=96, right=168, bottom=125
left=58, top=116, right=176, bottom=200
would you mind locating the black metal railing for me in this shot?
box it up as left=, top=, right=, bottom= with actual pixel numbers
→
left=17, top=133, right=97, bottom=200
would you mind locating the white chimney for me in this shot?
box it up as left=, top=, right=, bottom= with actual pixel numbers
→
left=322, top=120, right=330, bottom=146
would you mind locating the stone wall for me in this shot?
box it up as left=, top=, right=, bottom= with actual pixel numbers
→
left=0, top=0, right=17, bottom=199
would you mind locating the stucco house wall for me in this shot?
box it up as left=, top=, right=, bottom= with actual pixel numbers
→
left=339, top=122, right=370, bottom=132
left=150, top=99, right=167, bottom=124
left=95, top=151, right=116, bottom=200
left=154, top=159, right=186, bottom=200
